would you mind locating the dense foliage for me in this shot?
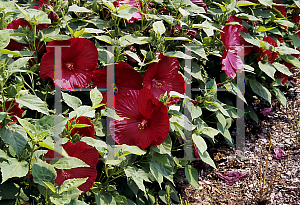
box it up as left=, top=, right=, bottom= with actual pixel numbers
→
left=0, top=0, right=299, bottom=204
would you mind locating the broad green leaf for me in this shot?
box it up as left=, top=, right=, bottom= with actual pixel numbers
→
left=273, top=62, right=292, bottom=76
left=275, top=47, right=300, bottom=55
left=192, top=134, right=207, bottom=154
left=70, top=106, right=95, bottom=118
left=0, top=125, right=27, bottom=157
left=32, top=160, right=56, bottom=186
left=184, top=165, right=198, bottom=189
left=102, top=0, right=117, bottom=13
left=0, top=182, right=19, bottom=200
left=258, top=0, right=272, bottom=6
left=0, top=149, right=8, bottom=160
left=7, top=57, right=31, bottom=76
left=239, top=32, right=261, bottom=47
left=257, top=26, right=276, bottom=32
left=59, top=178, right=88, bottom=194
left=165, top=182, right=180, bottom=202
left=164, top=51, right=192, bottom=59
left=153, top=135, right=172, bottom=155
left=68, top=4, right=92, bottom=12
left=101, top=108, right=124, bottom=121
left=258, top=61, right=276, bottom=80
left=0, top=30, right=10, bottom=50
left=273, top=86, right=287, bottom=107
left=74, top=29, right=85, bottom=38
left=81, top=137, right=107, bottom=153
left=39, top=137, right=69, bottom=158
left=274, top=20, right=294, bottom=28
left=47, top=35, right=71, bottom=40
left=153, top=20, right=166, bottom=35
left=0, top=112, right=7, bottom=123
left=236, top=1, right=258, bottom=6
left=17, top=118, right=36, bottom=139
left=95, top=36, right=113, bottom=45
left=149, top=160, right=163, bottom=185
left=96, top=193, right=117, bottom=205
left=199, top=151, right=216, bottom=169
left=248, top=78, right=271, bottom=104
left=217, top=122, right=234, bottom=148
left=286, top=55, right=300, bottom=68
left=184, top=43, right=207, bottom=60
left=200, top=126, right=219, bottom=139
left=90, top=88, right=103, bottom=108
left=169, top=114, right=194, bottom=131
left=289, top=33, right=300, bottom=48
left=125, top=166, right=149, bottom=192
left=62, top=92, right=82, bottom=110
left=50, top=189, right=82, bottom=205
left=16, top=94, right=49, bottom=115
left=43, top=181, right=56, bottom=193
left=124, top=50, right=144, bottom=66
left=50, top=157, right=89, bottom=169
left=118, top=144, right=146, bottom=155
left=1, top=158, right=28, bottom=183
left=15, top=4, right=30, bottom=21
left=244, top=65, right=255, bottom=74
left=35, top=115, right=67, bottom=137
left=216, top=111, right=226, bottom=128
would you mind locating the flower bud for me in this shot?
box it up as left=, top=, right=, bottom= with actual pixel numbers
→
left=48, top=11, right=58, bottom=22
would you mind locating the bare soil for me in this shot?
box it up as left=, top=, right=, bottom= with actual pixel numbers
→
left=175, top=68, right=300, bottom=205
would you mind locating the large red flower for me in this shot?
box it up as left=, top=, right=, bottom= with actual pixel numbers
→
left=44, top=141, right=99, bottom=194
left=40, top=38, right=98, bottom=90
left=0, top=101, right=24, bottom=128
left=66, top=116, right=95, bottom=139
left=221, top=15, right=251, bottom=79
left=257, top=36, right=279, bottom=63
left=91, top=61, right=143, bottom=106
left=143, top=53, right=185, bottom=104
left=110, top=88, right=170, bottom=149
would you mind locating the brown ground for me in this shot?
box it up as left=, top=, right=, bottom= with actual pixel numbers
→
left=176, top=68, right=300, bottom=205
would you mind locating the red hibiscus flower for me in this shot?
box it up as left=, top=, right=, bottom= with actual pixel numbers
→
left=44, top=141, right=99, bottom=194
left=293, top=7, right=300, bottom=25
left=143, top=53, right=185, bottom=105
left=0, top=101, right=24, bottom=128
left=221, top=15, right=251, bottom=79
left=92, top=61, right=143, bottom=107
left=66, top=116, right=95, bottom=139
left=113, top=0, right=143, bottom=23
left=257, top=36, right=279, bottom=63
left=40, top=38, right=98, bottom=90
left=110, top=88, right=170, bottom=149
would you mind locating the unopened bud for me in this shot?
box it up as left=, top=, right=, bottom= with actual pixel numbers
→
left=48, top=11, right=58, bottom=22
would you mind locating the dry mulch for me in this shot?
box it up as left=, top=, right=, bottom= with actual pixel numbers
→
left=175, top=68, right=300, bottom=205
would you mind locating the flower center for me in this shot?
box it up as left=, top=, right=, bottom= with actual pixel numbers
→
left=114, top=84, right=118, bottom=93
left=138, top=119, right=148, bottom=129
left=65, top=62, right=74, bottom=70
left=62, top=170, right=70, bottom=179
left=152, top=79, right=162, bottom=88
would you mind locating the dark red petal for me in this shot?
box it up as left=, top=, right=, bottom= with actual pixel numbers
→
left=221, top=50, right=243, bottom=79
left=114, top=90, right=141, bottom=119
left=92, top=69, right=107, bottom=89
left=63, top=141, right=99, bottom=166
left=138, top=88, right=158, bottom=119
left=115, top=61, right=143, bottom=95
left=6, top=19, right=32, bottom=29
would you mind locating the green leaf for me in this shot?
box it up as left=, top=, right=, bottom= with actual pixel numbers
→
left=200, top=127, right=219, bottom=139
left=7, top=57, right=31, bottom=76
left=90, top=88, right=103, bottom=108
left=165, top=182, right=180, bottom=202
left=70, top=106, right=95, bottom=118
left=0, top=149, right=8, bottom=160
left=153, top=20, right=166, bottom=35
left=286, top=55, right=300, bottom=68
left=118, top=144, right=147, bottom=155
left=15, top=4, right=30, bottom=22
left=239, top=32, right=261, bottom=47
left=74, top=29, right=85, bottom=38
left=50, top=189, right=82, bottom=205
left=199, top=151, right=216, bottom=169
left=17, top=118, right=36, bottom=139
left=0, top=125, right=27, bottom=157
left=59, top=178, right=88, bottom=194
left=192, top=134, right=207, bottom=154
left=35, top=115, right=67, bottom=137
left=274, top=20, right=294, bottom=28
left=68, top=4, right=92, bottom=12
left=275, top=47, right=300, bottom=55
left=273, top=86, right=287, bottom=107
left=273, top=62, right=292, bottom=76
left=289, top=33, right=300, bottom=48
left=0, top=30, right=10, bottom=50
left=257, top=26, right=276, bottom=32
left=124, top=50, right=144, bottom=66
left=1, top=158, right=28, bottom=183
left=0, top=112, right=7, bottom=124
left=95, top=36, right=113, bottom=45
left=50, top=157, right=89, bottom=169
left=125, top=166, right=149, bottom=192
left=184, top=165, right=198, bottom=189
left=169, top=114, right=195, bottom=131
left=258, top=61, right=276, bottom=80
left=32, top=160, right=56, bottom=186
left=39, top=137, right=69, bottom=158
left=217, top=122, right=234, bottom=148
left=16, top=94, right=49, bottom=115
left=153, top=135, right=172, bottom=155
left=43, top=181, right=56, bottom=193
left=0, top=182, right=19, bottom=200
left=184, top=43, right=207, bottom=60
left=96, top=193, right=117, bottom=205
left=62, top=92, right=82, bottom=110
left=248, top=78, right=272, bottom=104
left=81, top=137, right=107, bottom=153
left=236, top=1, right=258, bottom=6
left=101, top=108, right=124, bottom=121
left=258, top=0, right=272, bottom=6
left=102, top=0, right=117, bottom=13
left=216, top=111, right=226, bottom=128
